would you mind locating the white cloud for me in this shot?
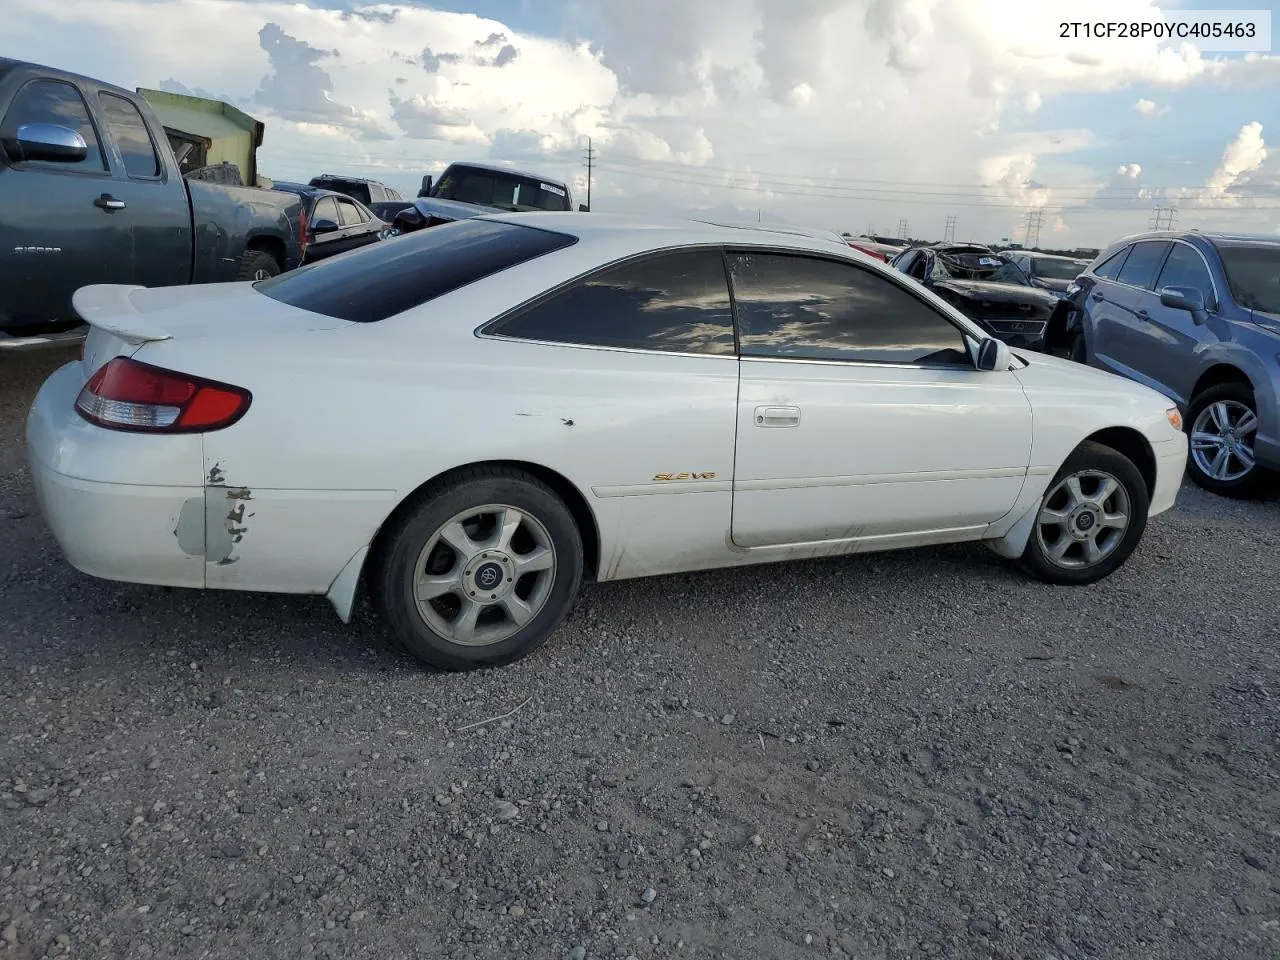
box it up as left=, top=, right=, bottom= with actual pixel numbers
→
left=5, top=0, right=1280, bottom=244
left=1116, top=163, right=1142, bottom=179
left=1134, top=97, right=1169, bottom=116
left=1204, top=121, right=1267, bottom=199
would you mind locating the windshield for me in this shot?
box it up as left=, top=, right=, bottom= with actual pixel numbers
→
left=931, top=251, right=1030, bottom=286
left=1033, top=258, right=1089, bottom=280
left=433, top=166, right=571, bottom=212
left=1217, top=242, right=1280, bottom=314
left=310, top=178, right=371, bottom=205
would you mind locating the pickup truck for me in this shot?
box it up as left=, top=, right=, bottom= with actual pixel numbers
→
left=371, top=161, right=585, bottom=230
left=0, top=58, right=304, bottom=347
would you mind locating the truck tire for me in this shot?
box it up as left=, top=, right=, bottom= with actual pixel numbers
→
left=237, top=249, right=280, bottom=282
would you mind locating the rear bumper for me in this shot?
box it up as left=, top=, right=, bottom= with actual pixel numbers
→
left=26, top=361, right=206, bottom=588
left=1150, top=435, right=1188, bottom=518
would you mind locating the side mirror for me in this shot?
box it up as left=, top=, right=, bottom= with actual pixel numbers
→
left=578, top=203, right=589, bottom=212
left=417, top=174, right=433, bottom=198
left=976, top=337, right=1012, bottom=372
left=311, top=218, right=339, bottom=235
left=1159, top=285, right=1209, bottom=324
left=4, top=123, right=87, bottom=163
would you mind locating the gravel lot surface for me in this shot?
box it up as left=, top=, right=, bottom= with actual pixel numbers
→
left=2, top=348, right=1279, bottom=960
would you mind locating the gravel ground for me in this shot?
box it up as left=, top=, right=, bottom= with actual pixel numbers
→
left=2, top=349, right=1279, bottom=960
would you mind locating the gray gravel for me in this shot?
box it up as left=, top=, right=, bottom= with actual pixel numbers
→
left=2, top=348, right=1279, bottom=959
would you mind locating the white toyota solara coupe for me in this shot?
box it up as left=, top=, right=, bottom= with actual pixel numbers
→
left=28, top=214, right=1188, bottom=671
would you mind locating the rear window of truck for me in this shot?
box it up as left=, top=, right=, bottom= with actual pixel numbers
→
left=253, top=218, right=577, bottom=323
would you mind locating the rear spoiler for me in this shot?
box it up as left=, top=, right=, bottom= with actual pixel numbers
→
left=72, top=285, right=172, bottom=344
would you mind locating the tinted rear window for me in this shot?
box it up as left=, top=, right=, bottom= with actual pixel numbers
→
left=254, top=218, right=577, bottom=323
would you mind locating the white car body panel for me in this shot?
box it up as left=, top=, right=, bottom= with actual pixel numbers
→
left=26, top=212, right=1189, bottom=620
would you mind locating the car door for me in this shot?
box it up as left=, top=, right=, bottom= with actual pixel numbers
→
left=1094, top=240, right=1172, bottom=389
left=91, top=89, right=191, bottom=290
left=1135, top=240, right=1221, bottom=406
left=1082, top=245, right=1132, bottom=371
left=335, top=197, right=381, bottom=253
left=727, top=250, right=1034, bottom=548
left=0, top=74, right=123, bottom=323
left=304, top=196, right=345, bottom=262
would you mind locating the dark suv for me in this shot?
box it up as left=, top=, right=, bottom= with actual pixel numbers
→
left=1064, top=231, right=1280, bottom=497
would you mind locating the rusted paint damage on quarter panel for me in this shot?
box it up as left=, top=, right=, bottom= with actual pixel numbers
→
left=215, top=486, right=253, bottom=566
left=177, top=462, right=255, bottom=565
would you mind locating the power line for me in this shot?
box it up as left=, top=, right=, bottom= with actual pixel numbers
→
left=592, top=162, right=1280, bottom=212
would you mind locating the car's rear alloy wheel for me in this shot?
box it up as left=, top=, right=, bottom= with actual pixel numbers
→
left=1018, top=441, right=1149, bottom=586
left=413, top=504, right=557, bottom=646
left=1186, top=383, right=1269, bottom=499
left=372, top=468, right=584, bottom=671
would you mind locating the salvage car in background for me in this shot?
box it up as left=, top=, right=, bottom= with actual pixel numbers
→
left=28, top=214, right=1186, bottom=671
left=387, top=161, right=582, bottom=235
left=270, top=181, right=390, bottom=264
left=1064, top=230, right=1280, bottom=498
left=0, top=58, right=304, bottom=348
left=1007, top=250, right=1090, bottom=294
left=891, top=243, right=1064, bottom=352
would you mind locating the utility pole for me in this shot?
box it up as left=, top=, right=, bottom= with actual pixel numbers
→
left=943, top=214, right=957, bottom=243
left=583, top=137, right=595, bottom=212
left=866, top=222, right=876, bottom=236
left=896, top=218, right=909, bottom=240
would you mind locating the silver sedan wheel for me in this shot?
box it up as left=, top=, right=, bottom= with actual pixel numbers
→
left=252, top=267, right=273, bottom=281
left=1034, top=470, right=1131, bottom=569
left=412, top=504, right=557, bottom=647
left=1190, top=399, right=1257, bottom=482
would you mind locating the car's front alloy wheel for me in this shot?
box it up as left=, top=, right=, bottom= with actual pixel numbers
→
left=371, top=468, right=584, bottom=671
left=1018, top=440, right=1149, bottom=585
left=1185, top=383, right=1269, bottom=499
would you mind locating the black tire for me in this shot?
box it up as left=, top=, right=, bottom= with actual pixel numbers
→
left=236, top=249, right=280, bottom=281
left=1184, top=382, right=1271, bottom=499
left=370, top=467, right=584, bottom=671
left=1017, top=440, right=1150, bottom=586
left=1068, top=331, right=1086, bottom=364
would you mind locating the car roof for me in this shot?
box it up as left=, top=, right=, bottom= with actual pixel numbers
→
left=310, top=174, right=388, bottom=186
left=474, top=212, right=880, bottom=258
left=443, top=160, right=570, bottom=188
left=1017, top=250, right=1089, bottom=261
left=0, top=57, right=133, bottom=96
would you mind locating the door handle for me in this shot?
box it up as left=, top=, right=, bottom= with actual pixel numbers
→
left=1090, top=292, right=1105, bottom=301
left=94, top=194, right=126, bottom=211
left=754, top=405, right=800, bottom=428
left=1135, top=308, right=1150, bottom=319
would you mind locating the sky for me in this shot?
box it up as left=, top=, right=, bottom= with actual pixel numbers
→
left=5, top=0, right=1280, bottom=247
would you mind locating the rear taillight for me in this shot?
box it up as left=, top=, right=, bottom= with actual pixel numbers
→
left=75, top=357, right=251, bottom=433
left=298, top=204, right=310, bottom=255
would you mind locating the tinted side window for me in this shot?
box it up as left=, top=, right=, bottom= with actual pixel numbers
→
left=1116, top=241, right=1171, bottom=289
left=1093, top=247, right=1130, bottom=281
left=99, top=93, right=160, bottom=178
left=487, top=249, right=735, bottom=356
left=1155, top=243, right=1214, bottom=302
left=0, top=79, right=106, bottom=171
left=313, top=197, right=339, bottom=224
left=336, top=199, right=366, bottom=226
left=730, top=253, right=969, bottom=366
left=256, top=219, right=577, bottom=323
